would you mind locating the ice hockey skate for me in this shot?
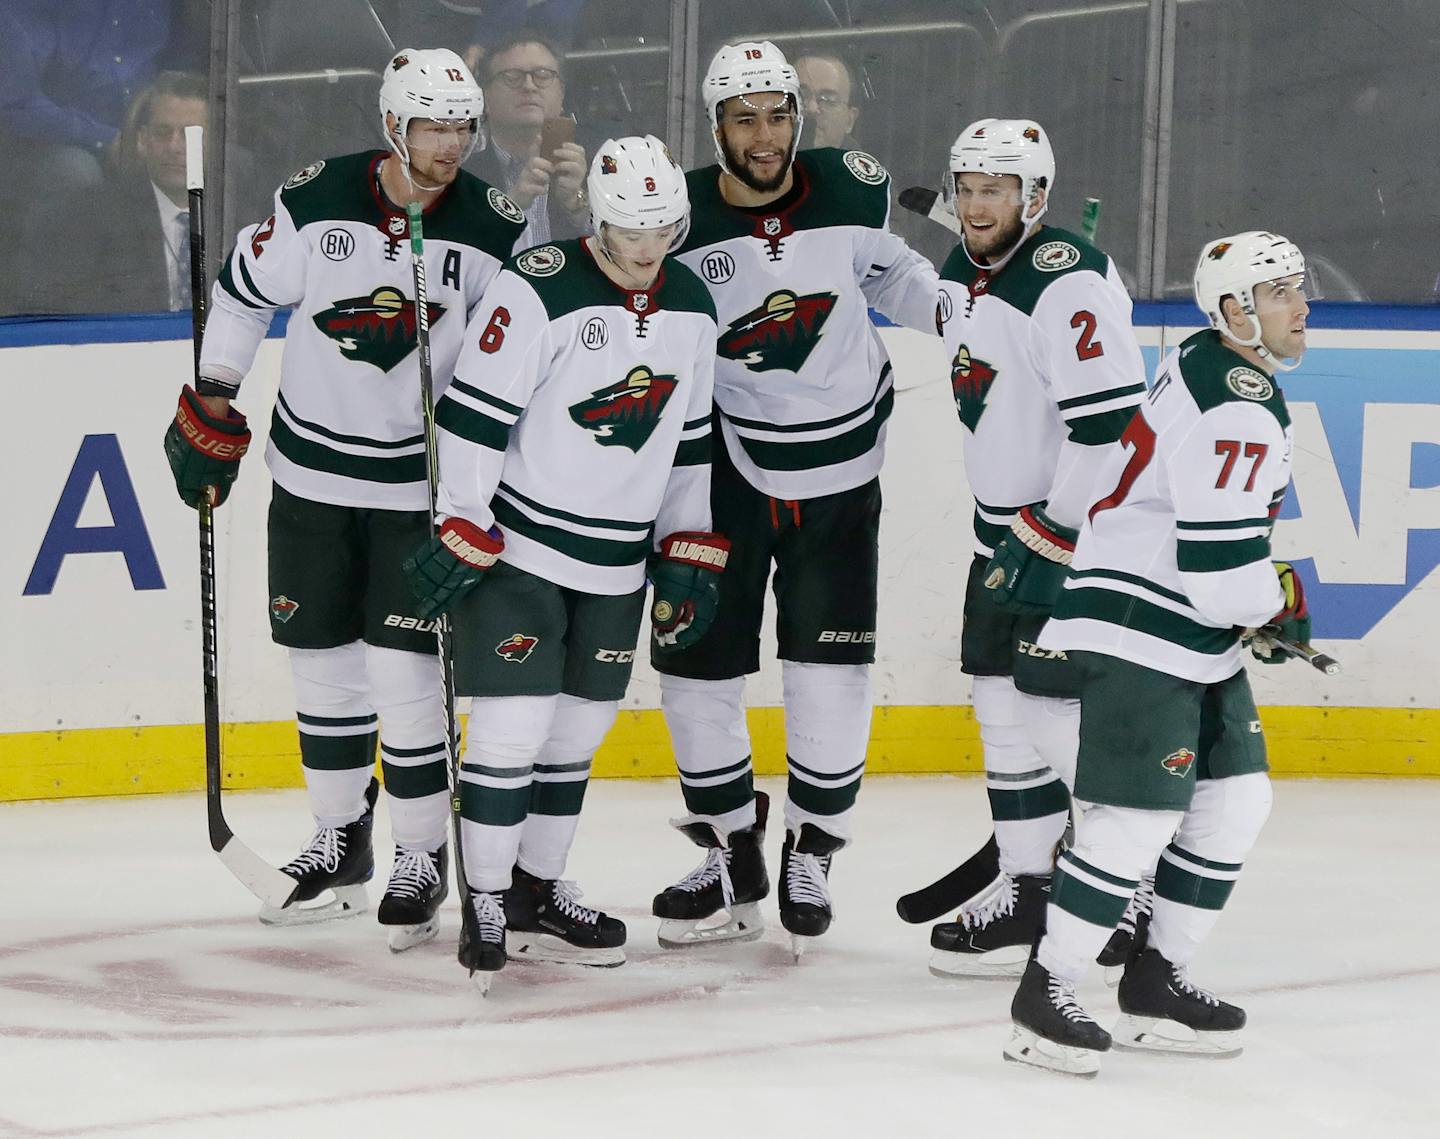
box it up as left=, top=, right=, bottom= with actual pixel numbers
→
left=458, top=890, right=507, bottom=995
left=504, top=866, right=626, bottom=966
left=1003, top=956, right=1112, bottom=1077
left=1098, top=874, right=1153, bottom=983
left=779, top=822, right=844, bottom=961
left=1112, top=945, right=1246, bottom=1057
left=653, top=791, right=770, bottom=949
left=928, top=872, right=1050, bottom=978
left=377, top=843, right=448, bottom=952
left=258, top=778, right=377, bottom=926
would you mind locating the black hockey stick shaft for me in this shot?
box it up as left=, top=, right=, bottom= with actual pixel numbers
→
left=406, top=201, right=480, bottom=961
left=1272, top=635, right=1341, bottom=675
left=187, top=127, right=296, bottom=908
left=896, top=832, right=1001, bottom=923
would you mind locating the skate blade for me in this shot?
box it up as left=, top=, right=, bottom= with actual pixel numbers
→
left=1102, top=964, right=1124, bottom=988
left=258, top=884, right=368, bottom=926
left=928, top=945, right=1028, bottom=979
left=508, top=933, right=625, bottom=968
left=1002, top=1027, right=1103, bottom=1078
left=789, top=932, right=815, bottom=963
left=470, top=971, right=495, bottom=997
left=1112, top=1015, right=1243, bottom=1058
left=656, top=903, right=765, bottom=949
left=386, top=916, right=440, bottom=953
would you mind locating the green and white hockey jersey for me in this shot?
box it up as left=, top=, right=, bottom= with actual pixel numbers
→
left=676, top=147, right=938, bottom=499
left=1040, top=329, right=1292, bottom=682
left=937, top=225, right=1147, bottom=556
left=434, top=240, right=718, bottom=595
left=199, top=151, right=526, bottom=509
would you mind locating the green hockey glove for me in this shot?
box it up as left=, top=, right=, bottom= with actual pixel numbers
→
left=404, top=517, right=504, bottom=620
left=164, top=385, right=251, bottom=508
left=982, top=503, right=1077, bottom=614
left=650, top=531, right=731, bottom=649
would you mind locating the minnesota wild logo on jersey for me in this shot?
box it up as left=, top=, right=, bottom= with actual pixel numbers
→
left=311, top=287, right=447, bottom=373
left=568, top=365, right=679, bottom=452
left=718, top=289, right=837, bottom=373
left=950, top=344, right=999, bottom=431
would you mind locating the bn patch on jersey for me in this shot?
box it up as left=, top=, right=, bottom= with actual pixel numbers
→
left=843, top=150, right=888, bottom=185
left=283, top=160, right=325, bottom=189
left=1033, top=241, right=1080, bottom=272
left=517, top=245, right=566, bottom=277
left=1225, top=366, right=1274, bottom=401
left=488, top=186, right=525, bottom=224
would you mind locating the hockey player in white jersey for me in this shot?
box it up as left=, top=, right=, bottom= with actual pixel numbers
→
left=162, top=50, right=525, bottom=948
left=1004, top=231, right=1313, bottom=1076
left=924, top=119, right=1149, bottom=978
left=649, top=41, right=939, bottom=958
left=404, top=136, right=725, bottom=986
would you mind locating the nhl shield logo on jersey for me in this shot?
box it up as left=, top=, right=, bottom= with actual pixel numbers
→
left=487, top=186, right=525, bottom=224
left=283, top=160, right=325, bottom=190
left=842, top=150, right=888, bottom=185
left=568, top=366, right=679, bottom=452
left=270, top=595, right=299, bottom=624
left=517, top=246, right=566, bottom=277
left=718, top=289, right=838, bottom=373
left=311, top=287, right=447, bottom=373
left=949, top=344, right=999, bottom=431
left=1225, top=366, right=1274, bottom=402
left=1033, top=241, right=1081, bottom=272
left=1162, top=747, right=1197, bottom=777
left=495, top=633, right=540, bottom=663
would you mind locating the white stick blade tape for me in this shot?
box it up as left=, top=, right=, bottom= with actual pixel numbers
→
left=186, top=125, right=204, bottom=191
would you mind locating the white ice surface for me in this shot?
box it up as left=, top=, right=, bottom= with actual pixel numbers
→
left=2, top=776, right=1437, bottom=1138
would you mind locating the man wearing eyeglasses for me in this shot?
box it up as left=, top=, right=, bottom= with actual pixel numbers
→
left=468, top=33, right=590, bottom=247
left=795, top=52, right=860, bottom=152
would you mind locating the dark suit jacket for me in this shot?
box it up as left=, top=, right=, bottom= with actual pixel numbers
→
left=19, top=173, right=175, bottom=315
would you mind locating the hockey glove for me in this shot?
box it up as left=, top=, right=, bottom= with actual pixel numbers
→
left=164, top=385, right=251, bottom=509
left=982, top=503, right=1077, bottom=614
left=1248, top=561, right=1311, bottom=665
left=649, top=532, right=731, bottom=649
left=404, top=518, right=505, bottom=620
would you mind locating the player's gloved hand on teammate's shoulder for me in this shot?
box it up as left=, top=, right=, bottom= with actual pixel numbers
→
left=1247, top=561, right=1311, bottom=665
left=404, top=517, right=505, bottom=620
left=163, top=385, right=251, bottom=509
left=649, top=531, right=731, bottom=649
left=982, top=502, right=1077, bottom=614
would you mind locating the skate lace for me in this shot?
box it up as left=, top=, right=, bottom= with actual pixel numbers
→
left=282, top=825, right=343, bottom=876
left=1170, top=964, right=1220, bottom=1006
left=471, top=892, right=506, bottom=941
left=960, top=873, right=1017, bottom=930
left=551, top=879, right=602, bottom=926
left=1117, top=875, right=1155, bottom=934
left=386, top=848, right=439, bottom=899
left=675, top=847, right=736, bottom=907
left=785, top=851, right=832, bottom=909
left=1047, top=975, right=1098, bottom=1024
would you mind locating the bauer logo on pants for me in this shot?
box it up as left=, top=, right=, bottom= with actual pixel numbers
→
left=495, top=633, right=539, bottom=663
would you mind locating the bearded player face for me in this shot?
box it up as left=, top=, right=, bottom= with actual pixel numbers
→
left=954, top=172, right=1037, bottom=264
left=716, top=91, right=797, bottom=193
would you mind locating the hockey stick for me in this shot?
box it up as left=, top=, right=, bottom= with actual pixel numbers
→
left=405, top=201, right=481, bottom=964
left=1269, top=635, right=1342, bottom=675
left=186, top=126, right=297, bottom=909
left=895, top=832, right=1000, bottom=924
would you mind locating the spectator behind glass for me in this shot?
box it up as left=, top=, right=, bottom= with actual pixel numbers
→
left=18, top=72, right=208, bottom=316
left=466, top=33, right=590, bottom=247
left=795, top=52, right=861, bottom=151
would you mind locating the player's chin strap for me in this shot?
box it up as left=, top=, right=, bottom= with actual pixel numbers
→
left=959, top=205, right=1047, bottom=274
left=1220, top=318, right=1303, bottom=373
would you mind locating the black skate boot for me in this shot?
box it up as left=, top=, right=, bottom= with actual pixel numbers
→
left=779, top=822, right=845, bottom=959
left=1004, top=955, right=1112, bottom=1078
left=1097, top=875, right=1153, bottom=978
left=457, top=890, right=506, bottom=995
left=377, top=844, right=449, bottom=952
left=653, top=791, right=770, bottom=949
left=505, top=867, right=626, bottom=967
left=1114, top=945, right=1246, bottom=1056
left=929, top=873, right=1050, bottom=978
left=259, top=777, right=377, bottom=926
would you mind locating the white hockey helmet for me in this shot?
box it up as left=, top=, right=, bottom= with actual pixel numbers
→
left=946, top=118, right=1055, bottom=223
left=588, top=135, right=691, bottom=251
left=702, top=40, right=803, bottom=174
left=1194, top=231, right=1308, bottom=368
left=379, top=49, right=486, bottom=165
